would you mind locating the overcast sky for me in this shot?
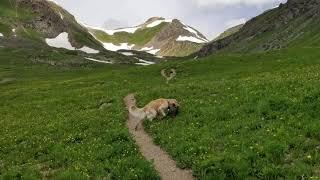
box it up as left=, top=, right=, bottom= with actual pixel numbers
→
left=52, top=0, right=287, bottom=39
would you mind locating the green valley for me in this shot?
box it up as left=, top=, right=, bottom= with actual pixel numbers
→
left=1, top=44, right=320, bottom=179
left=1, top=0, right=320, bottom=179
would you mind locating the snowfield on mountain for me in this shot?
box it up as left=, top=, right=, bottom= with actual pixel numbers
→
left=45, top=32, right=100, bottom=54
left=101, top=42, right=135, bottom=51
left=176, top=35, right=208, bottom=43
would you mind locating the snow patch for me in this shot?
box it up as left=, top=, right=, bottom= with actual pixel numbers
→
left=176, top=36, right=207, bottom=44
left=180, top=22, right=209, bottom=43
left=147, top=49, right=160, bottom=55
left=140, top=46, right=160, bottom=55
left=183, top=26, right=198, bottom=36
left=146, top=19, right=172, bottom=28
left=12, top=29, right=17, bottom=37
left=0, top=33, right=3, bottom=37
left=85, top=57, right=112, bottom=64
left=104, top=27, right=139, bottom=35
left=135, top=59, right=155, bottom=66
left=45, top=32, right=74, bottom=50
left=140, top=47, right=154, bottom=51
left=183, top=26, right=209, bottom=42
left=59, top=11, right=64, bottom=20
left=87, top=24, right=140, bottom=35
left=102, top=43, right=135, bottom=51
left=46, top=32, right=99, bottom=53
left=138, top=59, right=155, bottom=64
left=135, top=63, right=151, bottom=66
left=78, top=46, right=100, bottom=54
left=46, top=0, right=61, bottom=6
left=121, top=52, right=134, bottom=56
left=88, top=29, right=135, bottom=52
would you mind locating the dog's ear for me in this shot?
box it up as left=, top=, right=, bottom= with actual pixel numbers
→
left=172, top=100, right=180, bottom=108
left=176, top=102, right=181, bottom=107
left=168, top=99, right=180, bottom=109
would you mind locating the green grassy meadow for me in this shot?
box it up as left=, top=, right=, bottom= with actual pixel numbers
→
left=1, top=46, right=320, bottom=179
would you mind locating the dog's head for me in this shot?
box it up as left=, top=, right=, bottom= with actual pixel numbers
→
left=167, top=99, right=180, bottom=117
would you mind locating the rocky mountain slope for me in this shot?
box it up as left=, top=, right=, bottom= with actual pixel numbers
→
left=87, top=17, right=209, bottom=57
left=197, top=0, right=320, bottom=57
left=0, top=0, right=137, bottom=64
left=214, top=24, right=244, bottom=41
left=0, top=0, right=102, bottom=50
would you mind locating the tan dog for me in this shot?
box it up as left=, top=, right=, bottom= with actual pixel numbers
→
left=129, top=98, right=180, bottom=130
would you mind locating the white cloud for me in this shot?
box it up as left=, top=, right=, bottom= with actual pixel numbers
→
left=49, top=0, right=287, bottom=39
left=103, top=19, right=129, bottom=29
left=226, top=18, right=246, bottom=28
left=193, top=0, right=284, bottom=7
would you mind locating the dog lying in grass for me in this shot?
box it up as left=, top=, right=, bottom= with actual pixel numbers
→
left=129, top=98, right=180, bottom=130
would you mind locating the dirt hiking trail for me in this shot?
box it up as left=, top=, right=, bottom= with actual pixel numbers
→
left=124, top=94, right=195, bottom=180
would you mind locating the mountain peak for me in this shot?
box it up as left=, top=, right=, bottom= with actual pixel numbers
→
left=88, top=17, right=208, bottom=57
left=196, top=0, right=320, bottom=57
left=1, top=0, right=105, bottom=51
left=145, top=17, right=166, bottom=23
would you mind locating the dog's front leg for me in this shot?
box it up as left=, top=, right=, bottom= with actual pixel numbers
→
left=158, top=106, right=168, bottom=119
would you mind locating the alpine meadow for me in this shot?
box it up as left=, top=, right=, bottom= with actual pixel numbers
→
left=1, top=0, right=320, bottom=179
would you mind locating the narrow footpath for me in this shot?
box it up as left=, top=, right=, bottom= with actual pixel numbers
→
left=124, top=94, right=195, bottom=180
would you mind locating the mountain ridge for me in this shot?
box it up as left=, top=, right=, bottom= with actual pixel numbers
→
left=196, top=0, right=320, bottom=57
left=214, top=24, right=244, bottom=41
left=87, top=17, right=209, bottom=57
left=0, top=0, right=142, bottom=64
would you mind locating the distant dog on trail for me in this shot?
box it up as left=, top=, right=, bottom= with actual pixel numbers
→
left=161, top=69, right=176, bottom=84
left=129, top=98, right=180, bottom=130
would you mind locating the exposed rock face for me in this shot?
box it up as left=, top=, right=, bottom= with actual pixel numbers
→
left=196, top=0, right=320, bottom=57
left=18, top=0, right=67, bottom=38
left=0, top=0, right=137, bottom=65
left=88, top=17, right=209, bottom=57
left=5, top=0, right=103, bottom=49
left=144, top=19, right=207, bottom=56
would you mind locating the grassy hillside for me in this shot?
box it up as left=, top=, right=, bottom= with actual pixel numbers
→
left=0, top=0, right=106, bottom=51
left=1, top=44, right=320, bottom=179
left=0, top=48, right=159, bottom=179
left=214, top=24, right=244, bottom=41
left=0, top=0, right=33, bottom=19
left=49, top=2, right=103, bottom=50
left=90, top=22, right=168, bottom=46
left=0, top=23, right=11, bottom=36
left=0, top=0, right=139, bottom=64
left=0, top=0, right=34, bottom=36
left=146, top=48, right=320, bottom=179
left=197, top=0, right=320, bottom=57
